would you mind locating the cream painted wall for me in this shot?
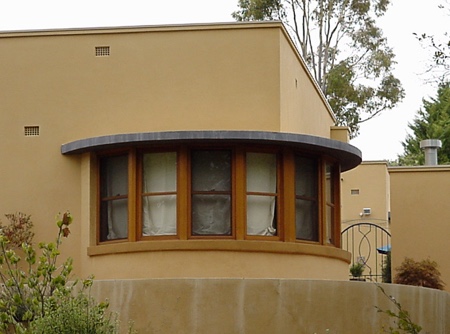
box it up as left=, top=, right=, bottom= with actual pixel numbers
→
left=91, top=279, right=450, bottom=334
left=389, top=166, right=450, bottom=292
left=341, top=161, right=390, bottom=224
left=278, top=30, right=335, bottom=137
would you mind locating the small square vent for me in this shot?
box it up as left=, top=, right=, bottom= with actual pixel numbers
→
left=24, top=126, right=40, bottom=136
left=95, top=46, right=110, bottom=57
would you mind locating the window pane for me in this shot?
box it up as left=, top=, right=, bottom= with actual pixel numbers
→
left=100, top=198, right=128, bottom=240
left=247, top=195, right=276, bottom=236
left=191, top=151, right=231, bottom=192
left=101, top=155, right=128, bottom=197
left=246, top=153, right=276, bottom=193
left=142, top=152, right=177, bottom=236
left=143, top=152, right=177, bottom=192
left=295, top=156, right=317, bottom=197
left=100, top=155, right=128, bottom=241
left=326, top=163, right=334, bottom=204
left=142, top=195, right=177, bottom=236
left=295, top=156, right=318, bottom=241
left=326, top=205, right=334, bottom=244
left=192, top=194, right=231, bottom=235
left=295, top=199, right=318, bottom=241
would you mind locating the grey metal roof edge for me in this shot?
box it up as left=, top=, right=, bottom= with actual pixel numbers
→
left=61, top=130, right=361, bottom=171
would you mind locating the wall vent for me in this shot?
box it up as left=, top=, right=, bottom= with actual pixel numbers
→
left=95, top=46, right=110, bottom=57
left=24, top=126, right=40, bottom=136
left=351, top=189, right=360, bottom=195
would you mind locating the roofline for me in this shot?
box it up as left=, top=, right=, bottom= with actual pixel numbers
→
left=61, top=130, right=361, bottom=172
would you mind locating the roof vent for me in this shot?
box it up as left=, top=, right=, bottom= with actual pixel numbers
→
left=24, top=126, right=40, bottom=136
left=95, top=46, right=110, bottom=57
left=420, top=139, right=442, bottom=165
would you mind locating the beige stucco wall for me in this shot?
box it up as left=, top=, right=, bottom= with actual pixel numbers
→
left=341, top=161, right=390, bottom=224
left=90, top=278, right=450, bottom=334
left=0, top=22, right=343, bottom=281
left=389, top=166, right=450, bottom=292
left=278, top=30, right=335, bottom=137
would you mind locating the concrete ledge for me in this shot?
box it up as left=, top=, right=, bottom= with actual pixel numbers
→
left=88, top=239, right=350, bottom=262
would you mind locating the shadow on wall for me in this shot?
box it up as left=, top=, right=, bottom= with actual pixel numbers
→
left=90, top=279, right=450, bottom=333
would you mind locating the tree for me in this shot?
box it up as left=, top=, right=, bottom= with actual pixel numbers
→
left=232, top=0, right=405, bottom=138
left=398, top=82, right=450, bottom=165
left=414, top=1, right=450, bottom=82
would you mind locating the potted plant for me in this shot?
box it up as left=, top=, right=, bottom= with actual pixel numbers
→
left=349, top=262, right=365, bottom=281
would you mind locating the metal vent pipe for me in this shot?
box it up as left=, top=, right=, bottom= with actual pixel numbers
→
left=420, top=139, right=442, bottom=165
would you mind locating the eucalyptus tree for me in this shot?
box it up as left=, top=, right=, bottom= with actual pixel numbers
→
left=232, top=0, right=404, bottom=137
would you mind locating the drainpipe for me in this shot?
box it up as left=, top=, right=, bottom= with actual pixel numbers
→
left=420, top=139, right=442, bottom=166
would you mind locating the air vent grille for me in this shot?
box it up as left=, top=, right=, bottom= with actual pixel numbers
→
left=95, top=46, right=110, bottom=57
left=24, top=126, right=40, bottom=136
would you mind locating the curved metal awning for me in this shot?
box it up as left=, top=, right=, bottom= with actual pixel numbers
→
left=61, top=130, right=362, bottom=171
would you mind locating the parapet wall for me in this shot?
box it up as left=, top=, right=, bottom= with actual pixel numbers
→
left=90, top=279, right=450, bottom=333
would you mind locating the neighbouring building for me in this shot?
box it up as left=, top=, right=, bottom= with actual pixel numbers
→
left=342, top=157, right=450, bottom=293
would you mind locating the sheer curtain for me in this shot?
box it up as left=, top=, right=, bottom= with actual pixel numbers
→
left=191, top=150, right=231, bottom=235
left=102, top=155, right=128, bottom=240
left=142, top=152, right=177, bottom=236
left=295, top=156, right=318, bottom=241
left=246, top=153, right=277, bottom=236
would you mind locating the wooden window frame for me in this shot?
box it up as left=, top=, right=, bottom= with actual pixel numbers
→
left=323, top=159, right=341, bottom=247
left=95, top=144, right=341, bottom=248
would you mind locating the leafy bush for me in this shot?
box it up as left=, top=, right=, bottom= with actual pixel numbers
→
left=394, top=257, right=444, bottom=290
left=28, top=277, right=120, bottom=334
left=0, top=212, right=131, bottom=333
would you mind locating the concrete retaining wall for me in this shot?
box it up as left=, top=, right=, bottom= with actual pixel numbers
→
left=90, top=279, right=450, bottom=333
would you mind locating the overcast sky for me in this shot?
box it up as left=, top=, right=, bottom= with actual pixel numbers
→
left=0, top=0, right=447, bottom=161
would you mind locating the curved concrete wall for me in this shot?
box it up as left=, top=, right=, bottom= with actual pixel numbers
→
left=90, top=279, right=450, bottom=333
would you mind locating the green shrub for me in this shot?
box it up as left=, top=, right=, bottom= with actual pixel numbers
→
left=28, top=277, right=119, bottom=334
left=0, top=212, right=132, bottom=333
left=382, top=252, right=392, bottom=283
left=350, top=262, right=365, bottom=278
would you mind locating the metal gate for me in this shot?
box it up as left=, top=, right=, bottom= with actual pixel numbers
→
left=341, top=221, right=391, bottom=282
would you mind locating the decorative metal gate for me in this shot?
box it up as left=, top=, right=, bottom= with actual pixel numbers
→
left=341, top=221, right=391, bottom=282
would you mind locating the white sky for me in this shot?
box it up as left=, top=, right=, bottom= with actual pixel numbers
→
left=0, top=0, right=447, bottom=161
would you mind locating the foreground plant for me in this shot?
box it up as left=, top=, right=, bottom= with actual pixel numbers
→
left=0, top=212, right=129, bottom=333
left=376, top=285, right=422, bottom=334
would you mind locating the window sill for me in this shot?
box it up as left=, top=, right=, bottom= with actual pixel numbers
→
left=87, top=240, right=350, bottom=263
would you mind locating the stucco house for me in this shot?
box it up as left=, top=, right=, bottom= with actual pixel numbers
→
left=0, top=22, right=448, bottom=333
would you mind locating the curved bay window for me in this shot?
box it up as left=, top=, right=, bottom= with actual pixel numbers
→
left=97, top=145, right=341, bottom=246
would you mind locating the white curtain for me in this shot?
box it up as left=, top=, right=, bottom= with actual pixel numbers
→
left=246, top=153, right=277, bottom=236
left=104, top=155, right=128, bottom=240
left=142, top=152, right=177, bottom=236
